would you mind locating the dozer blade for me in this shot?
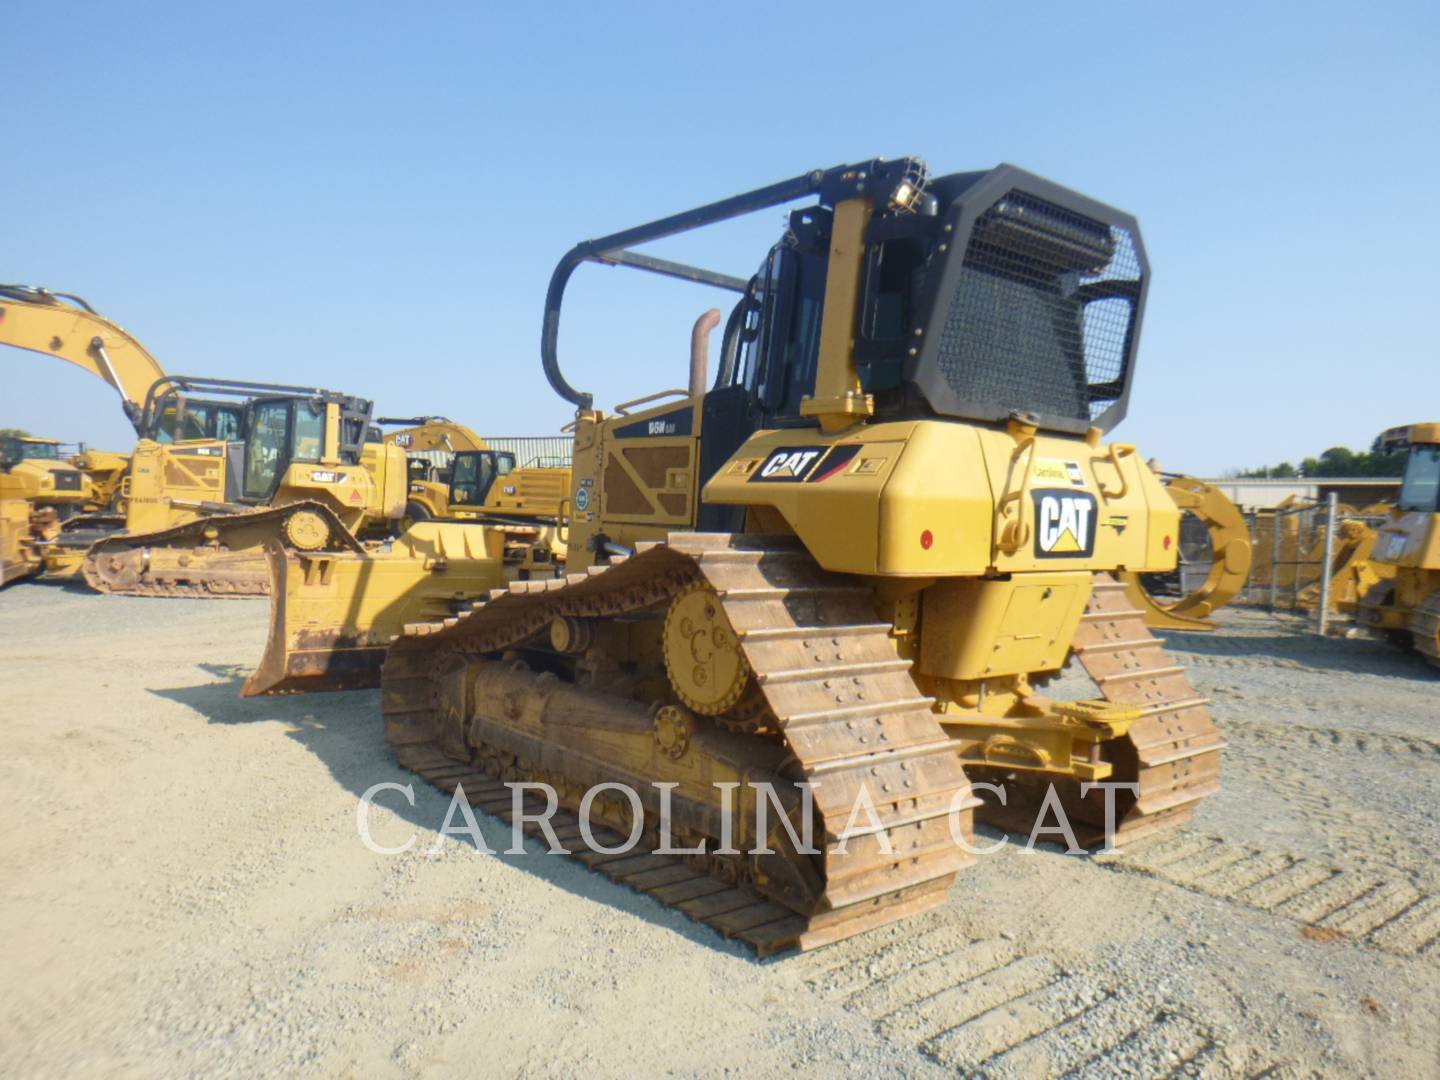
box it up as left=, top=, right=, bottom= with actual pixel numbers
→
left=243, top=522, right=507, bottom=696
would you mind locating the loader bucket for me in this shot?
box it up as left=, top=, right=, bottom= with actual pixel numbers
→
left=243, top=523, right=507, bottom=696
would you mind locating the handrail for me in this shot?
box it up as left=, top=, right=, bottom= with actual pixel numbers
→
left=613, top=389, right=690, bottom=417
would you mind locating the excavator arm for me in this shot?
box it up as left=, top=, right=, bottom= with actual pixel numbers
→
left=377, top=416, right=490, bottom=453
left=0, top=285, right=167, bottom=433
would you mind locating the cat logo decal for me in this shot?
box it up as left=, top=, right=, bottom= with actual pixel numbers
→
left=1033, top=490, right=1097, bottom=558
left=750, top=446, right=826, bottom=483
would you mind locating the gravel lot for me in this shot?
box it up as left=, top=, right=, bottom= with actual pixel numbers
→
left=2, top=584, right=1437, bottom=1078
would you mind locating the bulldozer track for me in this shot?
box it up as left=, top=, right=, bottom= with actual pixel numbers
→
left=1412, top=591, right=1440, bottom=668
left=790, top=908, right=1305, bottom=1077
left=381, top=533, right=978, bottom=955
left=80, top=501, right=362, bottom=598
left=1101, top=832, right=1440, bottom=960
left=1058, top=574, right=1225, bottom=842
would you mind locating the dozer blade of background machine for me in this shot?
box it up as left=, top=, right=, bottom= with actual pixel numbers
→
left=243, top=522, right=507, bottom=696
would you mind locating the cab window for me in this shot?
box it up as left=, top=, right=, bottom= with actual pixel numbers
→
left=1399, top=446, right=1440, bottom=512
left=292, top=402, right=325, bottom=462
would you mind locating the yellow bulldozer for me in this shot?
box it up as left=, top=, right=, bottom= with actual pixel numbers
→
left=0, top=284, right=409, bottom=595
left=244, top=420, right=574, bottom=693
left=1357, top=423, right=1440, bottom=666
left=56, top=374, right=408, bottom=595
left=245, top=158, right=1222, bottom=953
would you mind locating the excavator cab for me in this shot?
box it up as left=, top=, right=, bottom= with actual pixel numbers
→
left=448, top=449, right=515, bottom=506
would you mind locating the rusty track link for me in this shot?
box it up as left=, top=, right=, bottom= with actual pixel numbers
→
left=1065, top=573, right=1225, bottom=842
left=381, top=532, right=978, bottom=955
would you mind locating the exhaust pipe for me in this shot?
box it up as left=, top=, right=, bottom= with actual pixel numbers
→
left=689, top=309, right=722, bottom=396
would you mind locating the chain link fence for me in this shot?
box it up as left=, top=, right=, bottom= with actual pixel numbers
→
left=1237, top=494, right=1394, bottom=635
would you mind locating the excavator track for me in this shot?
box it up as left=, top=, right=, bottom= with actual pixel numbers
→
left=80, top=501, right=362, bottom=598
left=1063, top=573, right=1226, bottom=843
left=381, top=533, right=979, bottom=955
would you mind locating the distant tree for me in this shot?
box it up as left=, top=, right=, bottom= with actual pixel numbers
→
left=1318, top=446, right=1356, bottom=474
left=1235, top=444, right=1406, bottom=479
left=0, top=428, right=30, bottom=439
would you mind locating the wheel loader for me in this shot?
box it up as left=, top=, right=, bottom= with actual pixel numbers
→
left=1357, top=423, right=1440, bottom=666
left=244, top=158, right=1223, bottom=953
left=0, top=285, right=409, bottom=594
left=1120, top=476, right=1252, bottom=631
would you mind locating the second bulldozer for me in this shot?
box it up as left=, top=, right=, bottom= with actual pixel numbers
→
left=250, top=158, right=1224, bottom=952
left=1357, top=423, right=1440, bottom=666
left=0, top=285, right=409, bottom=594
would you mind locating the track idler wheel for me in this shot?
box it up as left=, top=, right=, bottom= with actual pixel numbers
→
left=663, top=581, right=750, bottom=715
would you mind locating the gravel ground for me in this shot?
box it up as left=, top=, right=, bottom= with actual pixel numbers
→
left=1, top=584, right=1436, bottom=1078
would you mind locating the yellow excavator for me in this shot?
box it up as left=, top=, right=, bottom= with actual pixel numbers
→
left=0, top=284, right=408, bottom=595
left=1357, top=423, right=1440, bottom=666
left=1120, top=475, right=1252, bottom=631
left=245, top=158, right=1222, bottom=953
left=379, top=416, right=571, bottom=524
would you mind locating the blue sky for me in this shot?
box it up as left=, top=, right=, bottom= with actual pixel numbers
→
left=3, top=1, right=1435, bottom=475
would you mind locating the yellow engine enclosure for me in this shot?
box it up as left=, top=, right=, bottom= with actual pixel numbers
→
left=704, top=421, right=1177, bottom=577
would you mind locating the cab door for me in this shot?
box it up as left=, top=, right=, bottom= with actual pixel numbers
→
left=242, top=400, right=293, bottom=501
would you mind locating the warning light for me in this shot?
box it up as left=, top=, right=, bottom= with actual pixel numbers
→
left=1163, top=535, right=1172, bottom=550
left=920, top=530, right=933, bottom=550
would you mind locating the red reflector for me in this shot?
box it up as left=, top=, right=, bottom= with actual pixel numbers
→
left=1163, top=535, right=1172, bottom=550
left=920, top=529, right=933, bottom=550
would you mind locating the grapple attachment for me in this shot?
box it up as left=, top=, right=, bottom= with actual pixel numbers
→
left=243, top=522, right=505, bottom=696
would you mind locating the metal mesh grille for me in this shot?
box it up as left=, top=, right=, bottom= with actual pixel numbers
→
left=934, top=190, right=1141, bottom=424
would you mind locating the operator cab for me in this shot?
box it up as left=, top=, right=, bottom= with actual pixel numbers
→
left=138, top=376, right=377, bottom=503
left=1390, top=424, right=1440, bottom=514
left=1, top=436, right=62, bottom=468
left=719, top=166, right=1144, bottom=436
left=448, top=450, right=516, bottom=507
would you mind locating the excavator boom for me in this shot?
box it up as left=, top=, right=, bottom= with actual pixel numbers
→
left=0, top=285, right=168, bottom=433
